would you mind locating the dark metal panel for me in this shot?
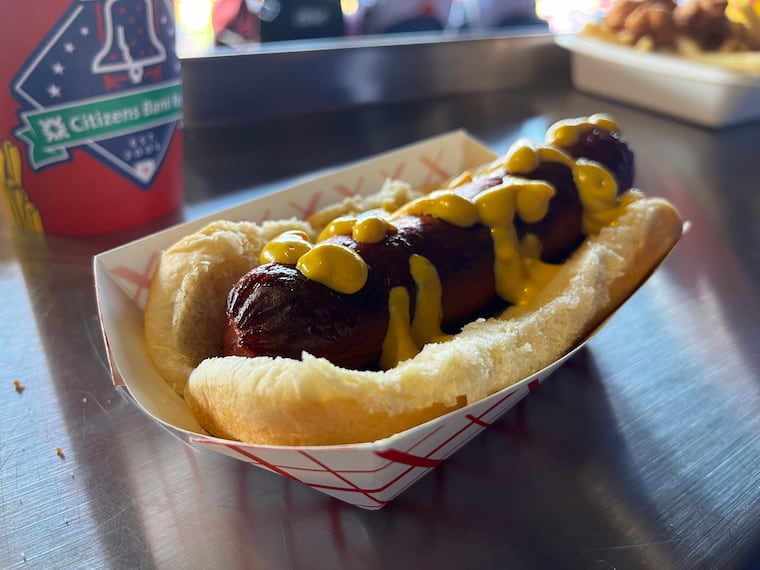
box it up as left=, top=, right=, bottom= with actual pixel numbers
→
left=180, top=33, right=570, bottom=127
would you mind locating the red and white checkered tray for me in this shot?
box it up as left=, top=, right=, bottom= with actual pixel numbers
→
left=93, top=131, right=600, bottom=509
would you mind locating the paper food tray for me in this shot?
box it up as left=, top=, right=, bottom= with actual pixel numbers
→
left=94, top=130, right=669, bottom=510
left=556, top=34, right=760, bottom=128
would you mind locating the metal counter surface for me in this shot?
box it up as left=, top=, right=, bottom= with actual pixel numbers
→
left=2, top=86, right=759, bottom=570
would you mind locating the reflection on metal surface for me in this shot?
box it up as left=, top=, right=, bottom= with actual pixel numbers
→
left=2, top=80, right=760, bottom=567
left=180, top=34, right=568, bottom=127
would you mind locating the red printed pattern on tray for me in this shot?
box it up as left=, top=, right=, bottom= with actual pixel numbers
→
left=191, top=378, right=543, bottom=510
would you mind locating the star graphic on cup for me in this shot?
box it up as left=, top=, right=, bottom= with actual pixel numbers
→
left=47, top=84, right=62, bottom=98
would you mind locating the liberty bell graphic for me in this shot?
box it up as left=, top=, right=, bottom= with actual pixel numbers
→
left=91, top=0, right=167, bottom=84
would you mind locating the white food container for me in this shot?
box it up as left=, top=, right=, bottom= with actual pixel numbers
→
left=556, top=34, right=760, bottom=128
left=94, top=130, right=671, bottom=509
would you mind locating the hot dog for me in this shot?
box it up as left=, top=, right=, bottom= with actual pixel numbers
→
left=144, top=114, right=683, bottom=446
left=221, top=120, right=637, bottom=371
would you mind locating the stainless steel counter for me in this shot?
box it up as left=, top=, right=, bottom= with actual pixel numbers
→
left=2, top=46, right=760, bottom=569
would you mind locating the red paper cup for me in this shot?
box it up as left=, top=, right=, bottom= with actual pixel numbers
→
left=0, top=0, right=183, bottom=236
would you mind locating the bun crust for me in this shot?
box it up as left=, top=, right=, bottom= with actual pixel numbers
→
left=182, top=197, right=682, bottom=445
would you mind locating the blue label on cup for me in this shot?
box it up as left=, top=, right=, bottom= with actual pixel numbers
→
left=11, top=0, right=182, bottom=187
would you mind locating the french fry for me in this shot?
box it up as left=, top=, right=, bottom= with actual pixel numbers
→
left=686, top=50, right=760, bottom=74
left=1, top=140, right=44, bottom=233
left=25, top=202, right=44, bottom=233
left=584, top=0, right=760, bottom=72
left=2, top=140, right=22, bottom=186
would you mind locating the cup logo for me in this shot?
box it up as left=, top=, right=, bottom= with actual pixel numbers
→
left=11, top=0, right=181, bottom=187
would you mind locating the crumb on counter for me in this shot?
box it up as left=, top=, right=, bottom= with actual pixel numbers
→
left=13, top=379, right=25, bottom=393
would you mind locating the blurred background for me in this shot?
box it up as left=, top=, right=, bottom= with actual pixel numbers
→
left=173, top=0, right=615, bottom=56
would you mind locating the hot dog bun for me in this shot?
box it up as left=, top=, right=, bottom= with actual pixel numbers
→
left=183, top=196, right=682, bottom=445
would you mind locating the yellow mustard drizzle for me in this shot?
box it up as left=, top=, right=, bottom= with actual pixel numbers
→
left=473, top=178, right=558, bottom=305
left=507, top=141, right=633, bottom=238
left=574, top=159, right=627, bottom=234
left=317, top=215, right=357, bottom=242
left=409, top=254, right=451, bottom=347
left=353, top=213, right=394, bottom=244
left=380, top=287, right=419, bottom=370
left=490, top=226, right=561, bottom=305
left=258, top=117, right=633, bottom=368
left=317, top=210, right=396, bottom=243
left=296, top=242, right=368, bottom=294
left=545, top=113, right=619, bottom=148
left=391, top=189, right=479, bottom=228
left=446, top=170, right=473, bottom=189
left=259, top=230, right=313, bottom=265
left=381, top=254, right=453, bottom=368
